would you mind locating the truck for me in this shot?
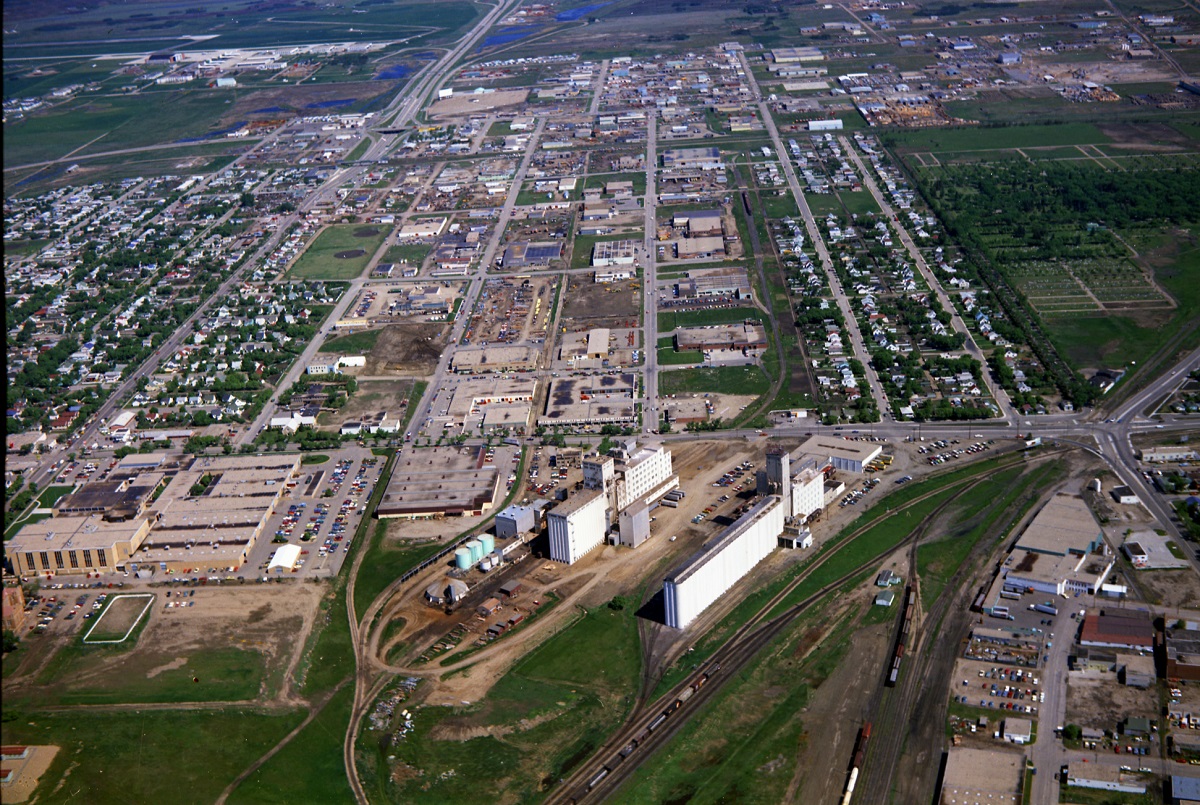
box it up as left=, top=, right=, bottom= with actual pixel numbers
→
left=1032, top=603, right=1058, bottom=616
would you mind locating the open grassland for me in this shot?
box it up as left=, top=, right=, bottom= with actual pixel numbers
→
left=319, top=328, right=382, bottom=354
left=229, top=685, right=355, bottom=804
left=0, top=707, right=304, bottom=805
left=288, top=224, right=389, bottom=280
left=385, top=602, right=642, bottom=804
left=3, top=91, right=238, bottom=167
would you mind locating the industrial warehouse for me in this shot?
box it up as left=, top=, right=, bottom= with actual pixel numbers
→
left=8, top=454, right=300, bottom=577
left=663, top=496, right=785, bottom=629
left=376, top=445, right=503, bottom=519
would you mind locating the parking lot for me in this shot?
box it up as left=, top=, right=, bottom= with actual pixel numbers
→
left=242, top=446, right=385, bottom=579
left=952, top=658, right=1044, bottom=716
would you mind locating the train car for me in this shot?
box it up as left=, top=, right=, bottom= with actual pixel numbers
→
left=587, top=768, right=610, bottom=791
left=648, top=714, right=667, bottom=732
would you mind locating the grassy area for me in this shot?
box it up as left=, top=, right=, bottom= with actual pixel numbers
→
left=387, top=601, right=641, bottom=803
left=44, top=646, right=265, bottom=706
left=618, top=602, right=860, bottom=803
left=4, top=90, right=238, bottom=166
left=0, top=706, right=304, bottom=805
left=383, top=242, right=433, bottom=266
left=351, top=521, right=442, bottom=618
left=345, top=137, right=371, bottom=162
left=657, top=306, right=764, bottom=331
left=916, top=461, right=1062, bottom=607
left=229, top=685, right=355, bottom=804
left=288, top=224, right=388, bottom=280
left=301, top=454, right=330, bottom=465
left=657, top=347, right=703, bottom=365
left=659, top=364, right=770, bottom=396
left=318, top=328, right=382, bottom=354
left=887, top=122, right=1111, bottom=155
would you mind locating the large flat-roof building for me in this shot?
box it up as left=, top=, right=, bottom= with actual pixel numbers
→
left=1166, top=627, right=1200, bottom=681
left=772, top=46, right=825, bottom=63
left=10, top=454, right=300, bottom=577
left=798, top=435, right=882, bottom=473
left=376, top=446, right=502, bottom=519
left=1080, top=609, right=1153, bottom=651
left=675, top=322, right=768, bottom=353
left=1002, top=494, right=1113, bottom=597
left=664, top=496, right=784, bottom=628
left=450, top=345, right=539, bottom=374
left=446, top=376, right=538, bottom=434
left=541, top=374, right=638, bottom=426
left=547, top=488, right=608, bottom=564
left=592, top=240, right=637, bottom=267
left=939, top=748, right=1022, bottom=805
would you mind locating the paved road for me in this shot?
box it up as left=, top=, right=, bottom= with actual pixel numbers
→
left=736, top=50, right=891, bottom=414
left=642, top=115, right=660, bottom=435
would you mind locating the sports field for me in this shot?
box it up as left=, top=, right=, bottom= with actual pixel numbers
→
left=288, top=225, right=390, bottom=280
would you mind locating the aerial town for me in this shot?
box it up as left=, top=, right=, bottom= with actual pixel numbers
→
left=2, top=0, right=1199, bottom=803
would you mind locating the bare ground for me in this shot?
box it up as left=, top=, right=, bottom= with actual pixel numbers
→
left=366, top=322, right=448, bottom=375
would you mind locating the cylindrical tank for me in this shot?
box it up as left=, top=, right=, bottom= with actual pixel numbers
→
left=479, top=557, right=493, bottom=572
left=454, top=548, right=472, bottom=571
left=480, top=534, right=495, bottom=556
left=467, top=539, right=483, bottom=563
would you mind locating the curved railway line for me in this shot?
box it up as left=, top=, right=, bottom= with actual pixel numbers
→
left=547, top=447, right=1065, bottom=804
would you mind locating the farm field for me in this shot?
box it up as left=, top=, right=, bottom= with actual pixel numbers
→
left=288, top=224, right=389, bottom=280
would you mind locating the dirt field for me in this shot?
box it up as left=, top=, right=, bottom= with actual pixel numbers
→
left=323, top=379, right=416, bottom=431
left=1136, top=569, right=1200, bottom=609
left=1066, top=671, right=1158, bottom=732
left=793, top=618, right=892, bottom=804
left=84, top=594, right=154, bottom=642
left=365, top=322, right=448, bottom=375
left=0, top=745, right=59, bottom=804
left=560, top=274, right=640, bottom=321
left=428, top=89, right=529, bottom=118
left=5, top=583, right=324, bottom=707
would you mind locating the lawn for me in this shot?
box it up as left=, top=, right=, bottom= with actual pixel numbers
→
left=0, top=707, right=304, bottom=805
left=659, top=365, right=770, bottom=396
left=658, top=306, right=764, bottom=331
left=287, top=224, right=389, bottom=280
left=49, top=646, right=266, bottom=705
left=318, top=328, right=382, bottom=354
left=383, top=242, right=433, bottom=266
left=657, top=346, right=703, bottom=365
left=228, top=685, right=355, bottom=804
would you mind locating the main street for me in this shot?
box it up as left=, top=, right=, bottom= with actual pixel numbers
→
left=642, top=115, right=660, bottom=436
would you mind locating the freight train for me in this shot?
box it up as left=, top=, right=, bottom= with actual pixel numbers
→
left=841, top=721, right=872, bottom=805
left=579, top=663, right=722, bottom=795
left=886, top=585, right=915, bottom=687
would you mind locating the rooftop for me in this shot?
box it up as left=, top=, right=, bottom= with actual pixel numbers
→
left=1014, top=494, right=1101, bottom=556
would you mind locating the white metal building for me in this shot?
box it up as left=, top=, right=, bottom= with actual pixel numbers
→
left=268, top=544, right=301, bottom=573
left=663, top=496, right=784, bottom=629
left=765, top=448, right=826, bottom=520
left=547, top=489, right=608, bottom=564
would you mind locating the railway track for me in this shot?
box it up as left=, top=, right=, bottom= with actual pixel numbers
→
left=548, top=450, right=1056, bottom=804
left=853, top=452, right=1066, bottom=804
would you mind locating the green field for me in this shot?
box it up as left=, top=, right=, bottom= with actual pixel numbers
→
left=659, top=364, right=770, bottom=396
left=288, top=224, right=389, bottom=280
left=229, top=685, right=355, bottom=804
left=386, top=602, right=641, bottom=803
left=657, top=346, right=703, bottom=365
left=0, top=707, right=304, bottom=805
left=318, top=328, right=382, bottom=354
left=887, top=122, right=1111, bottom=155
left=657, top=306, right=764, bottom=331
left=382, top=242, right=433, bottom=266
left=4, top=91, right=238, bottom=167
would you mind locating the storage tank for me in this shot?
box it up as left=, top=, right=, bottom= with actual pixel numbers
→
left=479, top=557, right=493, bottom=572
left=467, top=539, right=483, bottom=563
left=454, top=547, right=472, bottom=571
left=480, top=534, right=495, bottom=556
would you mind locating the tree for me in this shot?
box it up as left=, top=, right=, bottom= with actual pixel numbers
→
left=1062, top=724, right=1082, bottom=742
